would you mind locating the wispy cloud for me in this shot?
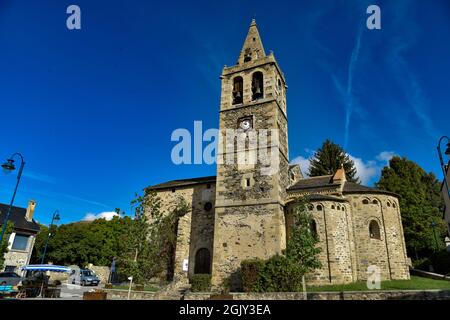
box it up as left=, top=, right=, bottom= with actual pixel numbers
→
left=10, top=187, right=113, bottom=209
left=23, top=171, right=58, bottom=184
left=62, top=193, right=112, bottom=209
left=388, top=43, right=439, bottom=139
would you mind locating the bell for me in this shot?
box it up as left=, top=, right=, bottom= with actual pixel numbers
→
left=255, top=86, right=261, bottom=94
left=235, top=91, right=241, bottom=98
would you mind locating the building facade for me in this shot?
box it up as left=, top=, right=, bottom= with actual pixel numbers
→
left=0, top=200, right=40, bottom=275
left=148, top=20, right=410, bottom=289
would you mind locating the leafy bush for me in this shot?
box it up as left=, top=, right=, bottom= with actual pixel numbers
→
left=241, top=259, right=265, bottom=292
left=413, top=258, right=432, bottom=270
left=431, top=250, right=450, bottom=275
left=241, top=255, right=305, bottom=292
left=191, top=274, right=211, bottom=292
left=261, top=255, right=305, bottom=292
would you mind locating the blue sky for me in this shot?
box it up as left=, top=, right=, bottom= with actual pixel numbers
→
left=0, top=0, right=449, bottom=225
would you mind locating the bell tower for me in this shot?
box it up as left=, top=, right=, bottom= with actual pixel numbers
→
left=211, top=20, right=289, bottom=289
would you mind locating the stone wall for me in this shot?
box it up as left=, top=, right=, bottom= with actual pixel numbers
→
left=286, top=200, right=356, bottom=285
left=152, top=183, right=215, bottom=284
left=211, top=203, right=286, bottom=289
left=347, top=194, right=410, bottom=281
left=105, top=288, right=450, bottom=301
left=3, top=233, right=35, bottom=274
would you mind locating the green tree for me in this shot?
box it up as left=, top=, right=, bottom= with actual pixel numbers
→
left=31, top=224, right=50, bottom=264
left=0, top=222, right=14, bottom=270
left=31, top=214, right=132, bottom=266
left=286, top=198, right=322, bottom=272
left=118, top=191, right=190, bottom=284
left=308, top=139, right=359, bottom=182
left=376, top=156, right=446, bottom=260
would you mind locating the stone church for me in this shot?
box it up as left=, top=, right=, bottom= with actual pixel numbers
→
left=148, top=20, right=410, bottom=289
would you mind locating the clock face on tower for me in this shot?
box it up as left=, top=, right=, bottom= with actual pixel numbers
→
left=239, top=118, right=252, bottom=131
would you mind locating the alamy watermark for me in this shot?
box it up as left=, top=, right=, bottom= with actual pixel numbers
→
left=171, top=121, right=280, bottom=176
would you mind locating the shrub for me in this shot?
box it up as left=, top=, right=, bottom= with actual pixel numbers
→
left=240, top=255, right=305, bottom=292
left=241, top=259, right=265, bottom=292
left=431, top=250, right=450, bottom=275
left=413, top=258, right=432, bottom=270
left=261, top=255, right=304, bottom=292
left=191, top=274, right=211, bottom=292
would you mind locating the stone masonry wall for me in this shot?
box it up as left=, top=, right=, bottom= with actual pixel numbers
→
left=347, top=194, right=409, bottom=281
left=287, top=200, right=355, bottom=285
left=151, top=183, right=215, bottom=284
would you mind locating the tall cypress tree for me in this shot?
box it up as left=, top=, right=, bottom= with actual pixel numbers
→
left=308, top=139, right=359, bottom=183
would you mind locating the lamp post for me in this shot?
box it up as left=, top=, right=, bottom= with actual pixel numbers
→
left=40, top=210, right=60, bottom=264
left=437, top=136, right=450, bottom=199
left=0, top=153, right=25, bottom=244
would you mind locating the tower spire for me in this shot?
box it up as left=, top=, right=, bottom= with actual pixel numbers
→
left=237, top=19, right=266, bottom=65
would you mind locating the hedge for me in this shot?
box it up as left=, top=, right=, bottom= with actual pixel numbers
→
left=191, top=274, right=211, bottom=292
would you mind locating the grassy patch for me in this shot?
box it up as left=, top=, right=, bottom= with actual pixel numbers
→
left=307, top=276, right=450, bottom=292
left=111, top=285, right=158, bottom=292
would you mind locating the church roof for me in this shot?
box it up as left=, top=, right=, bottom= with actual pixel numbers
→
left=288, top=175, right=398, bottom=197
left=148, top=176, right=216, bottom=191
left=287, top=175, right=338, bottom=192
left=342, top=182, right=397, bottom=196
left=148, top=174, right=398, bottom=197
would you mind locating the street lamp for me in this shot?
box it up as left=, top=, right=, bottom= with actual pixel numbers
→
left=40, top=210, right=61, bottom=264
left=437, top=136, right=450, bottom=199
left=0, top=153, right=25, bottom=244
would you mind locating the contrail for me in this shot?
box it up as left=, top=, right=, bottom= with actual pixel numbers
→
left=344, top=26, right=363, bottom=149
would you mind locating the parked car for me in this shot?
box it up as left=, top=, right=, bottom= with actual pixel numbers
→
left=0, top=272, right=23, bottom=286
left=69, top=268, right=100, bottom=286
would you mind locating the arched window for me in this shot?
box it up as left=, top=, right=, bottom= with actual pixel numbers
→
left=387, top=201, right=391, bottom=207
left=252, top=72, right=264, bottom=100
left=331, top=205, right=335, bottom=210
left=362, top=199, right=369, bottom=204
left=232, top=76, right=243, bottom=104
left=372, top=199, right=378, bottom=205
left=316, top=205, right=323, bottom=211
left=194, top=248, right=211, bottom=274
left=308, top=205, right=314, bottom=211
left=336, top=205, right=341, bottom=210
left=277, top=79, right=282, bottom=91
left=369, top=220, right=381, bottom=240
left=393, top=202, right=397, bottom=208
left=310, top=219, right=318, bottom=238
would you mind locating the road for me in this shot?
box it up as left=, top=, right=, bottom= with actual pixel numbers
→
left=60, top=283, right=104, bottom=299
